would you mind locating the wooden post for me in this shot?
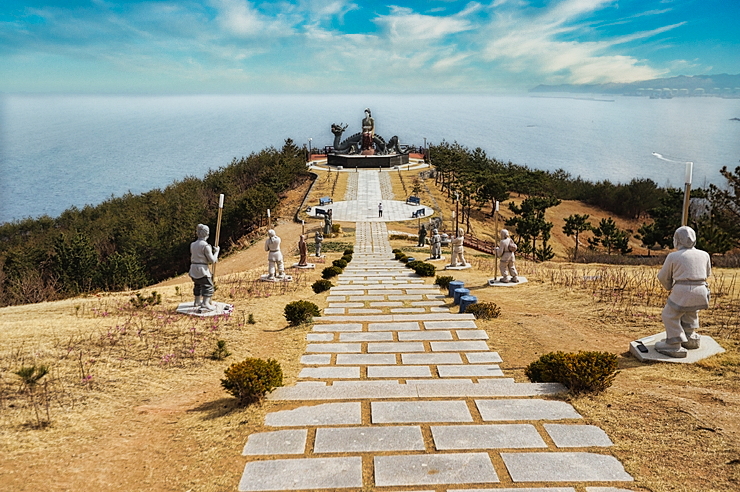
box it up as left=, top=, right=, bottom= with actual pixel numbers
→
left=212, top=194, right=224, bottom=278
left=682, top=162, right=693, bottom=226
left=493, top=200, right=499, bottom=280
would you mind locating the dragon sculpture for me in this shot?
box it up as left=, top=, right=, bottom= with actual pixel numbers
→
left=330, top=123, right=409, bottom=155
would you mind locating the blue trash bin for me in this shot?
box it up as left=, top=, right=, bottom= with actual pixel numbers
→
left=448, top=280, right=464, bottom=298
left=459, top=295, right=477, bottom=313
left=453, top=288, right=470, bottom=305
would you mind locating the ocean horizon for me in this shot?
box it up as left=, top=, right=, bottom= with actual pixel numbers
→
left=1, top=93, right=739, bottom=225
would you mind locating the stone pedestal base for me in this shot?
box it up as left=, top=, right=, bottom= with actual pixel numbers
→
left=629, top=331, right=725, bottom=363
left=445, top=263, right=472, bottom=270
left=426, top=256, right=446, bottom=262
left=293, top=263, right=316, bottom=269
left=176, top=302, right=234, bottom=317
left=260, top=274, right=294, bottom=282
left=488, top=277, right=529, bottom=287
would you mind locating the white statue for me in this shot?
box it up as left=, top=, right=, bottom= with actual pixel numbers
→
left=264, top=229, right=285, bottom=279
left=189, top=224, right=220, bottom=311
left=314, top=230, right=324, bottom=257
left=449, top=228, right=466, bottom=267
left=495, top=229, right=519, bottom=283
left=655, top=226, right=712, bottom=358
left=430, top=228, right=442, bottom=259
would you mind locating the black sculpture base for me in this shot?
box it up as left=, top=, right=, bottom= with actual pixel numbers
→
left=328, top=153, right=410, bottom=168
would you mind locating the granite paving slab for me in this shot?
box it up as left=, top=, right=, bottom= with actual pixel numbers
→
left=239, top=457, right=362, bottom=491
left=437, top=365, right=504, bottom=378
left=348, top=295, right=385, bottom=301
left=476, top=399, right=582, bottom=421
left=306, top=333, right=334, bottom=341
left=398, top=331, right=454, bottom=341
left=456, top=330, right=489, bottom=340
left=430, top=307, right=452, bottom=312
left=544, top=424, right=614, bottom=448
left=367, top=365, right=433, bottom=378
left=412, top=300, right=445, bottom=306
left=264, top=402, right=361, bottom=426
left=298, top=367, right=360, bottom=379
left=348, top=308, right=384, bottom=314
left=431, top=424, right=547, bottom=450
left=388, top=294, right=423, bottom=301
left=369, top=301, right=404, bottom=307
left=368, top=289, right=403, bottom=294
left=328, top=302, right=365, bottom=308
left=501, top=452, right=633, bottom=482
left=242, top=429, right=308, bottom=455
left=425, top=320, right=478, bottom=329
left=306, top=343, right=361, bottom=353
left=391, top=308, right=427, bottom=313
left=369, top=342, right=426, bottom=352
left=339, top=332, right=394, bottom=342
left=326, top=295, right=345, bottom=301
left=369, top=321, right=420, bottom=331
left=455, top=489, right=575, bottom=492
left=323, top=307, right=345, bottom=314
left=300, top=354, right=332, bottom=365
left=314, top=426, right=425, bottom=453
left=466, top=352, right=503, bottom=363
left=401, top=353, right=463, bottom=364
left=374, top=453, right=498, bottom=486
left=312, top=323, right=362, bottom=332
left=431, top=341, right=491, bottom=352
left=372, top=400, right=472, bottom=423
left=335, top=353, right=397, bottom=365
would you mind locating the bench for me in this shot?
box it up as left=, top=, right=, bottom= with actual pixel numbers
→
left=319, top=196, right=333, bottom=206
left=315, top=208, right=329, bottom=217
left=411, top=208, right=426, bottom=218
left=406, top=196, right=421, bottom=205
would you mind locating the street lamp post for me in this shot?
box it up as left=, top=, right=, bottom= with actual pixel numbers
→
left=454, top=191, right=460, bottom=233
left=308, top=138, right=312, bottom=163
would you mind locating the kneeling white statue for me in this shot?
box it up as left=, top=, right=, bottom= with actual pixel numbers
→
left=655, top=226, right=711, bottom=358
left=265, top=229, right=285, bottom=279
left=189, top=224, right=220, bottom=311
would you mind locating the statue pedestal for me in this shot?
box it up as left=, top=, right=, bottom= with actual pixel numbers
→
left=426, top=256, right=446, bottom=262
left=488, top=277, right=528, bottom=287
left=629, top=332, right=725, bottom=363
left=445, top=263, right=472, bottom=270
left=260, top=274, right=294, bottom=282
left=176, top=302, right=234, bottom=317
left=292, top=263, right=315, bottom=269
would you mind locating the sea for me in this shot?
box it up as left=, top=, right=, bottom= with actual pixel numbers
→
left=1, top=93, right=739, bottom=225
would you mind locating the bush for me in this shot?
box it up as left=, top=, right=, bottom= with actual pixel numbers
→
left=312, top=279, right=333, bottom=294
left=322, top=266, right=343, bottom=279
left=221, top=357, right=283, bottom=404
left=525, top=351, right=619, bottom=394
left=392, top=248, right=402, bottom=254
left=209, top=340, right=231, bottom=360
left=411, top=262, right=436, bottom=277
left=284, top=300, right=321, bottom=325
left=341, top=254, right=353, bottom=263
left=465, top=302, right=501, bottom=319
left=435, top=275, right=454, bottom=290
left=331, top=223, right=342, bottom=234
left=344, top=248, right=354, bottom=255
left=247, top=313, right=256, bottom=324
left=332, top=259, right=348, bottom=269
left=129, top=291, right=161, bottom=309
left=399, top=256, right=409, bottom=264
left=394, top=251, right=406, bottom=260
left=407, top=260, right=424, bottom=269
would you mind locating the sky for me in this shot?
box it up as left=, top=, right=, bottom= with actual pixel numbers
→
left=1, top=0, right=738, bottom=93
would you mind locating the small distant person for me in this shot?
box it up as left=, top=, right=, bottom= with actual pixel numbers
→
left=495, top=229, right=519, bottom=283
left=264, top=229, right=285, bottom=280
left=655, top=226, right=712, bottom=358
left=189, top=224, right=220, bottom=311
left=378, top=202, right=383, bottom=217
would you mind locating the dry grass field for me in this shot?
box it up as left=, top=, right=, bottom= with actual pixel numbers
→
left=1, top=168, right=739, bottom=491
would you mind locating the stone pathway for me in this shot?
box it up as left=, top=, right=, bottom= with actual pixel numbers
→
left=238, top=222, right=634, bottom=491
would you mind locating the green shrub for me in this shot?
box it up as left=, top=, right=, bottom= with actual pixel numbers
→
left=322, top=266, right=343, bottom=279
left=284, top=300, right=321, bottom=325
left=344, top=248, right=354, bottom=255
left=411, top=262, right=436, bottom=277
left=435, top=275, right=454, bottom=290
left=466, top=302, right=501, bottom=319
left=312, top=279, right=333, bottom=294
left=399, top=256, right=409, bottom=264
left=129, top=291, right=161, bottom=309
left=407, top=260, right=424, bottom=269
left=525, top=351, right=619, bottom=394
left=209, top=340, right=232, bottom=360
left=247, top=313, right=256, bottom=324
left=394, top=251, right=406, bottom=260
left=341, top=254, right=353, bottom=263
left=392, top=248, right=402, bottom=254
left=221, top=358, right=283, bottom=404
left=333, top=259, right=348, bottom=269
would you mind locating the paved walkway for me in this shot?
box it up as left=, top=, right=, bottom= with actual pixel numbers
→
left=314, top=169, right=433, bottom=222
left=238, top=222, right=634, bottom=491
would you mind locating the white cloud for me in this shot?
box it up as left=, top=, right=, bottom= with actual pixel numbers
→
left=211, top=0, right=292, bottom=37
left=374, top=6, right=475, bottom=43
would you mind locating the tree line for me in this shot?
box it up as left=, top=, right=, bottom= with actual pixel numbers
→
left=430, top=141, right=740, bottom=260
left=0, top=140, right=309, bottom=307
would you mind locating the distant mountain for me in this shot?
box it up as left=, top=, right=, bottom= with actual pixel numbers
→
left=530, top=74, right=740, bottom=96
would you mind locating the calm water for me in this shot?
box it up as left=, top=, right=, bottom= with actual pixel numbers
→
left=1, top=94, right=739, bottom=224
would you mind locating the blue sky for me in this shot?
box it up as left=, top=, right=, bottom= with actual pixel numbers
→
left=1, top=0, right=738, bottom=93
